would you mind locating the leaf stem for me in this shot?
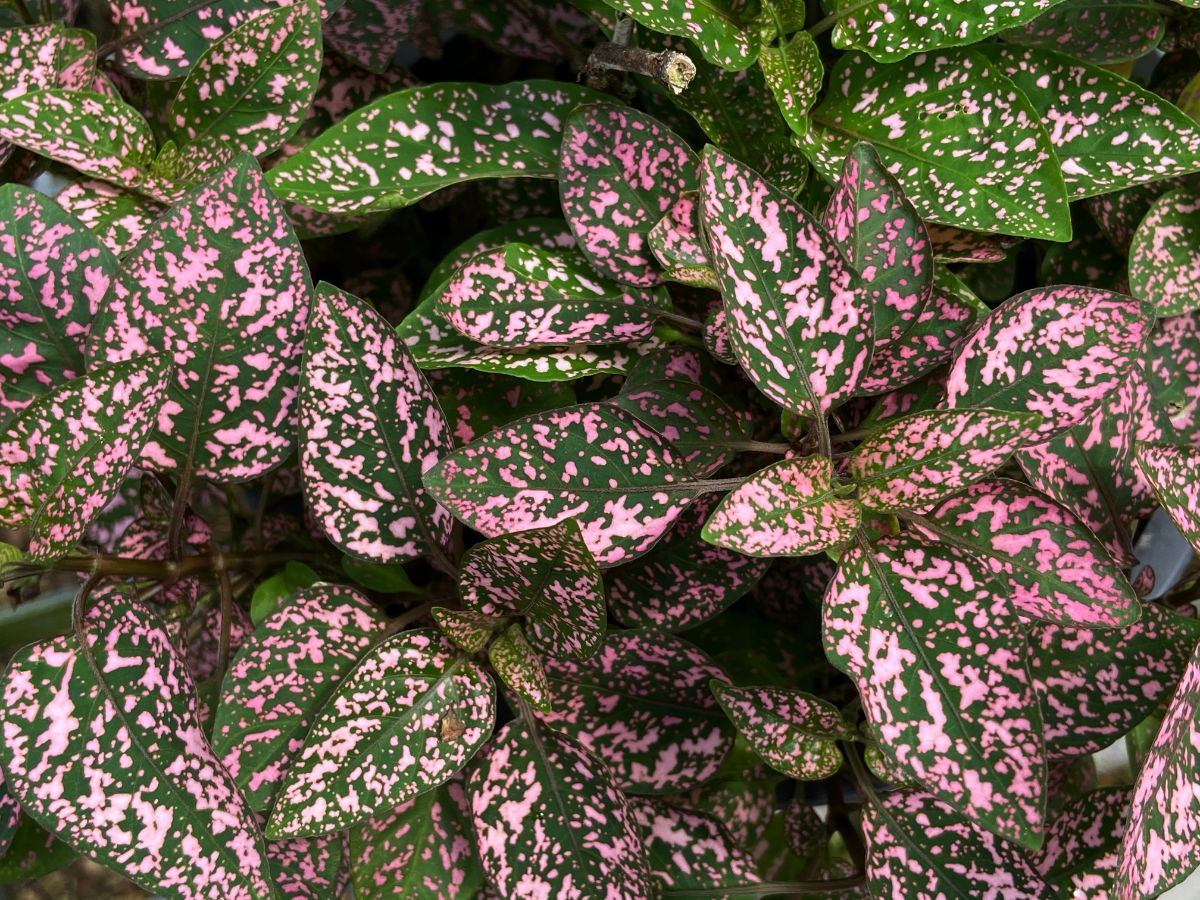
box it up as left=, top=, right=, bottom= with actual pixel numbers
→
left=662, top=877, right=866, bottom=897
left=722, top=440, right=793, bottom=454
left=40, top=551, right=326, bottom=582
left=216, top=561, right=234, bottom=684
left=166, top=468, right=193, bottom=561
left=383, top=599, right=437, bottom=636
left=657, top=311, right=706, bottom=332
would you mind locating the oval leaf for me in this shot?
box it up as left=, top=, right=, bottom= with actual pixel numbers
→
left=267, top=628, right=494, bottom=838
left=702, top=455, right=862, bottom=556
left=1130, top=186, right=1200, bottom=317
left=630, top=797, right=762, bottom=893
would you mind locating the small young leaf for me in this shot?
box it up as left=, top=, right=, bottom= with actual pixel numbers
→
left=945, top=285, right=1152, bottom=441
left=0, top=184, right=123, bottom=417
left=249, top=560, right=319, bottom=625
left=169, top=0, right=323, bottom=160
left=1129, top=186, right=1200, bottom=316
left=649, top=193, right=716, bottom=287
left=804, top=51, right=1070, bottom=240
left=488, top=622, right=553, bottom=712
left=459, top=519, right=605, bottom=660
left=702, top=455, right=861, bottom=556
left=559, top=101, right=698, bottom=287
left=822, top=142, right=933, bottom=345
left=437, top=243, right=672, bottom=347
left=629, top=797, right=763, bottom=892
left=608, top=492, right=771, bottom=633
left=269, top=80, right=598, bottom=214
left=301, top=283, right=453, bottom=564
left=824, top=533, right=1047, bottom=847
left=432, top=607, right=505, bottom=655
left=1117, top=642, right=1200, bottom=897
left=712, top=683, right=849, bottom=780
left=89, top=154, right=315, bottom=481
left=0, top=355, right=170, bottom=559
left=849, top=408, right=1040, bottom=512
left=977, top=45, right=1200, bottom=199
left=538, top=628, right=734, bottom=793
left=0, top=585, right=275, bottom=898
left=863, top=790, right=1049, bottom=897
left=1028, top=603, right=1200, bottom=757
left=268, top=628, right=495, bottom=839
left=759, top=31, right=823, bottom=137
left=912, top=479, right=1140, bottom=628
left=701, top=145, right=873, bottom=417
left=349, top=779, right=484, bottom=899
left=425, top=403, right=706, bottom=566
left=211, top=584, right=386, bottom=810
left=466, top=720, right=652, bottom=897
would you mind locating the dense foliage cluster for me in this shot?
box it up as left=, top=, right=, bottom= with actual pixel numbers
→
left=5, top=0, right=1200, bottom=896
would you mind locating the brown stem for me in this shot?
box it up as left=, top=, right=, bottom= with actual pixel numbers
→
left=585, top=43, right=696, bottom=94
left=45, top=551, right=325, bottom=582
left=383, top=599, right=437, bottom=636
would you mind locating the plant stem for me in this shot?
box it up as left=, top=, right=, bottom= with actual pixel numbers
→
left=585, top=42, right=697, bottom=94
left=722, top=440, right=793, bottom=454
left=216, top=562, right=234, bottom=684
left=383, top=599, right=437, bottom=636
left=251, top=470, right=274, bottom=555
left=662, top=878, right=866, bottom=897
left=166, top=468, right=193, bottom=561
left=696, top=476, right=749, bottom=494
left=657, top=311, right=706, bottom=332
left=44, top=551, right=326, bottom=582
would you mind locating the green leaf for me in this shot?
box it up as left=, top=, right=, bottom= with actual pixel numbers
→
left=712, top=682, right=850, bottom=780
left=0, top=90, right=177, bottom=202
left=538, top=628, right=735, bottom=793
left=848, top=408, right=1040, bottom=512
left=466, top=720, right=653, bottom=896
left=436, top=243, right=673, bottom=347
left=459, top=518, right=605, bottom=660
left=249, top=561, right=320, bottom=625
left=0, top=816, right=76, bottom=884
left=824, top=533, right=1047, bottom=848
left=268, top=80, right=599, bottom=214
left=702, top=455, right=862, bottom=557
left=488, top=622, right=553, bottom=712
left=758, top=31, right=822, bottom=136
left=169, top=0, right=323, bottom=160
left=1000, top=0, right=1166, bottom=65
left=341, top=557, right=424, bottom=594
left=0, top=585, right=275, bottom=898
left=828, top=0, right=1070, bottom=61
left=213, top=584, right=386, bottom=810
left=0, top=356, right=170, bottom=559
left=977, top=45, right=1200, bottom=200
left=595, top=0, right=758, bottom=69
left=348, top=780, right=484, bottom=899
left=300, top=283, right=453, bottom=564
left=0, top=184, right=124, bottom=418
left=267, top=629, right=495, bottom=839
left=425, top=403, right=707, bottom=567
left=805, top=51, right=1071, bottom=240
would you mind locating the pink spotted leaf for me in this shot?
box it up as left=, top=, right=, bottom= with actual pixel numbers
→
left=849, top=408, right=1040, bottom=512
left=648, top=193, right=717, bottom=288
left=1028, top=602, right=1200, bottom=757
left=912, top=479, right=1140, bottom=629
left=702, top=455, right=862, bottom=557
left=436, top=243, right=672, bottom=347
left=458, top=518, right=604, bottom=660
left=268, top=81, right=600, bottom=214
left=1135, top=442, right=1200, bottom=555
left=978, top=45, right=1200, bottom=200
left=629, top=797, right=762, bottom=893
left=488, top=622, right=553, bottom=713
left=168, top=0, right=323, bottom=161
left=537, top=628, right=735, bottom=793
left=324, top=0, right=422, bottom=74
left=700, top=145, right=873, bottom=417
left=348, top=779, right=484, bottom=899
left=1129, top=186, right=1200, bottom=317
left=427, top=369, right=573, bottom=445
left=0, top=184, right=124, bottom=417
left=759, top=30, right=823, bottom=137
left=264, top=832, right=342, bottom=900
left=711, top=683, right=851, bottom=780
left=1017, top=369, right=1163, bottom=567
left=1001, top=0, right=1166, bottom=64
left=558, top=101, right=699, bottom=287
left=703, top=306, right=736, bottom=364
left=266, top=628, right=495, bottom=839
left=425, top=403, right=707, bottom=567
left=822, top=142, right=933, bottom=345
left=211, top=584, right=386, bottom=810
left=301, top=283, right=453, bottom=564
left=431, top=607, right=505, bottom=655
left=0, top=355, right=170, bottom=560
left=945, top=285, right=1152, bottom=441
left=0, top=770, right=17, bottom=856
left=803, top=51, right=1070, bottom=239
left=607, top=492, right=771, bottom=633
left=89, top=154, right=315, bottom=482
left=466, top=720, right=652, bottom=898
left=824, top=533, right=1047, bottom=847
left=1116, top=642, right=1200, bottom=898
left=0, top=584, right=274, bottom=898
left=54, top=178, right=163, bottom=255
left=862, top=789, right=1048, bottom=898
left=1035, top=787, right=1128, bottom=897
